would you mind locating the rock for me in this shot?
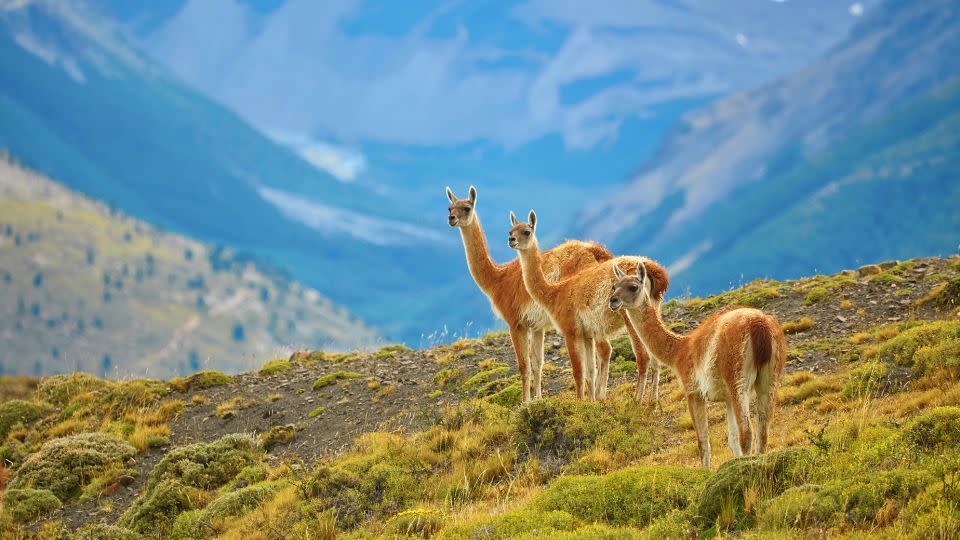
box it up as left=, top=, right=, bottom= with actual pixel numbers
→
left=836, top=315, right=847, bottom=322
left=859, top=264, right=882, bottom=276
left=878, top=260, right=900, bottom=270
left=841, top=269, right=857, bottom=277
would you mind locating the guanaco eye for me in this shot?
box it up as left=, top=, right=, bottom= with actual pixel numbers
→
left=464, top=207, right=471, bottom=213
left=629, top=285, right=639, bottom=292
left=523, top=231, right=531, bottom=236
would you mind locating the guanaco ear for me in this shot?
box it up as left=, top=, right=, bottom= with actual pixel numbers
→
left=528, top=210, right=537, bottom=230
left=446, top=186, right=457, bottom=203
left=509, top=211, right=519, bottom=227
left=468, top=186, right=477, bottom=205
left=613, top=261, right=625, bottom=280
left=636, top=260, right=648, bottom=284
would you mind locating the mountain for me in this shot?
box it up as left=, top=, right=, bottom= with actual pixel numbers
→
left=2, top=255, right=959, bottom=536
left=0, top=157, right=379, bottom=377
left=577, top=0, right=960, bottom=295
left=0, top=0, right=461, bottom=343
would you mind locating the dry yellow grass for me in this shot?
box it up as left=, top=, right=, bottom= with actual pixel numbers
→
left=782, top=317, right=816, bottom=334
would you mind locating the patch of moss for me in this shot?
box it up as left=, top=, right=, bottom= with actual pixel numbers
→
left=175, top=481, right=287, bottom=538
left=258, top=359, right=292, bottom=376
left=313, top=371, right=363, bottom=390
left=376, top=344, right=412, bottom=359
left=2, top=488, right=61, bottom=524
left=386, top=508, right=446, bottom=538
left=779, top=376, right=841, bottom=405
left=842, top=361, right=900, bottom=399
left=433, top=368, right=463, bottom=389
left=9, top=432, right=136, bottom=501
left=169, top=370, right=233, bottom=392
left=902, top=407, right=960, bottom=454
left=533, top=466, right=708, bottom=528
left=684, top=280, right=782, bottom=313
left=462, top=366, right=511, bottom=391
left=38, top=373, right=111, bottom=406
left=486, top=382, right=522, bottom=407
left=803, top=287, right=829, bottom=305
left=0, top=399, right=53, bottom=439
left=476, top=374, right=519, bottom=398
left=308, top=406, right=326, bottom=418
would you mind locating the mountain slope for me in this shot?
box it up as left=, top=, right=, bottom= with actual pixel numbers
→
left=1, top=255, right=959, bottom=537
left=0, top=0, right=463, bottom=343
left=577, top=0, right=960, bottom=294
left=0, top=157, right=379, bottom=377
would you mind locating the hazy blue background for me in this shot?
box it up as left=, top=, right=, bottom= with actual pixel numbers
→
left=1, top=0, right=958, bottom=375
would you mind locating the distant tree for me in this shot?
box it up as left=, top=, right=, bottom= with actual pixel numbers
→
left=93, top=317, right=103, bottom=329
left=196, top=295, right=206, bottom=311
left=186, top=276, right=205, bottom=290
left=14, top=234, right=20, bottom=246
left=76, top=319, right=85, bottom=335
left=123, top=231, right=132, bottom=242
left=32, top=272, right=43, bottom=288
left=3, top=271, right=10, bottom=284
left=102, top=355, right=112, bottom=375
left=51, top=347, right=60, bottom=359
left=121, top=264, right=129, bottom=277
left=103, top=290, right=111, bottom=303
left=184, top=248, right=193, bottom=261
left=4, top=225, right=11, bottom=236
left=145, top=253, right=155, bottom=276
left=86, top=247, right=95, bottom=266
left=55, top=211, right=63, bottom=222
left=103, top=272, right=111, bottom=286
left=260, top=286, right=270, bottom=302
left=135, top=269, right=144, bottom=283
left=232, top=323, right=245, bottom=342
left=30, top=303, right=40, bottom=317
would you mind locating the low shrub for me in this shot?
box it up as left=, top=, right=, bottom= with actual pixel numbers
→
left=74, top=524, right=143, bottom=540
left=2, top=488, right=61, bottom=524
left=169, top=371, right=234, bottom=392
left=533, top=466, right=708, bottom=528
left=842, top=361, right=900, bottom=399
left=433, top=368, right=463, bottom=389
left=782, top=317, right=815, bottom=335
left=9, top=432, right=137, bottom=501
left=486, top=382, right=522, bottom=407
left=262, top=424, right=300, bottom=451
left=38, top=373, right=111, bottom=406
left=147, top=433, right=262, bottom=491
left=385, top=508, right=446, bottom=538
left=437, top=509, right=578, bottom=540
left=0, top=399, right=53, bottom=439
left=696, top=447, right=815, bottom=529
left=376, top=344, right=411, bottom=359
left=120, top=479, right=206, bottom=535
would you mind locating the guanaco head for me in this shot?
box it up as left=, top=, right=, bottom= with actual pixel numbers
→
left=609, top=260, right=650, bottom=311
left=507, top=210, right=537, bottom=250
left=446, top=186, right=477, bottom=228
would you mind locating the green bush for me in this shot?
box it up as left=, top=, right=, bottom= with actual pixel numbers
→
left=2, top=488, right=61, bottom=524
left=262, top=424, right=300, bottom=451
left=842, top=361, right=897, bottom=399
left=9, top=432, right=136, bottom=501
left=696, top=448, right=815, bottom=529
left=461, top=367, right=511, bottom=391
left=38, top=373, right=111, bottom=406
left=610, top=336, right=635, bottom=363
left=902, top=407, right=960, bottom=453
left=170, top=371, right=234, bottom=392
left=176, top=481, right=287, bottom=538
left=120, top=479, right=205, bottom=535
left=385, top=508, right=446, bottom=538
left=515, top=523, right=644, bottom=540
left=0, top=399, right=53, bottom=439
left=803, top=287, right=829, bottom=305
left=437, top=509, right=578, bottom=540
left=146, top=433, right=261, bottom=491
left=376, top=344, right=412, bottom=359
left=932, top=276, right=960, bottom=310
left=533, top=466, right=708, bottom=528
left=433, top=368, right=463, bottom=389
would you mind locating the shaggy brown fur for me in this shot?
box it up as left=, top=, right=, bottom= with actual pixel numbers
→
left=447, top=187, right=614, bottom=402
left=508, top=210, right=662, bottom=401
left=611, top=260, right=786, bottom=468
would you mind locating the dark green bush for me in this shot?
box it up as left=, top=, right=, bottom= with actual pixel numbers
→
left=2, top=488, right=61, bottom=524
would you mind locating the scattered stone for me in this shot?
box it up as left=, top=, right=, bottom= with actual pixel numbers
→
left=859, top=264, right=882, bottom=276
left=878, top=260, right=900, bottom=270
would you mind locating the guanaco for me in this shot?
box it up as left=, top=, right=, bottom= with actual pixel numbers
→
left=610, top=260, right=786, bottom=467
left=508, top=210, right=661, bottom=401
left=446, top=187, right=614, bottom=402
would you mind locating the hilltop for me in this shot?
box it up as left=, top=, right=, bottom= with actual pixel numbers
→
left=0, top=255, right=959, bottom=538
left=0, top=158, right=378, bottom=377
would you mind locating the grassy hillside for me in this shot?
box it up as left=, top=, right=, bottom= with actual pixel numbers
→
left=1, top=255, right=958, bottom=538
left=0, top=157, right=379, bottom=378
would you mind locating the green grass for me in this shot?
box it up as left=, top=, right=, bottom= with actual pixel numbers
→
left=312, top=371, right=363, bottom=390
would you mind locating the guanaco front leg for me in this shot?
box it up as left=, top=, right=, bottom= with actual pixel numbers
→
left=686, top=392, right=711, bottom=468
left=595, top=339, right=612, bottom=400
left=564, top=332, right=585, bottom=399
left=582, top=337, right=598, bottom=400
left=509, top=325, right=532, bottom=402
left=528, top=329, right=545, bottom=400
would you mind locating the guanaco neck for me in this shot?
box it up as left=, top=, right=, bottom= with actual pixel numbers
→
left=516, top=238, right=559, bottom=305
left=458, top=215, right=502, bottom=292
left=626, top=302, right=684, bottom=370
